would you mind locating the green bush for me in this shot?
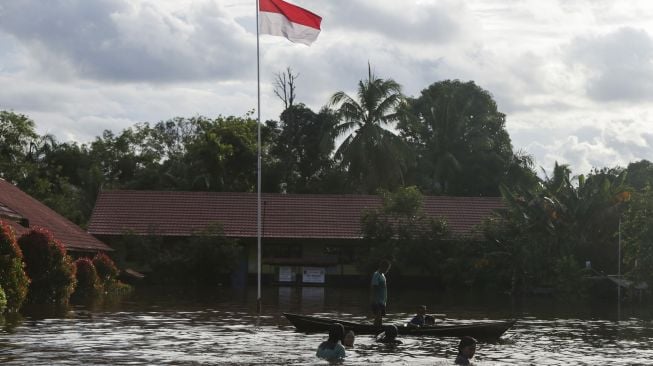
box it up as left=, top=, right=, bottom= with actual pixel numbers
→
left=92, top=253, right=119, bottom=282
left=0, top=221, right=30, bottom=312
left=18, top=228, right=77, bottom=305
left=72, top=258, right=102, bottom=300
left=0, top=285, right=6, bottom=313
left=148, top=224, right=242, bottom=286
left=92, top=252, right=132, bottom=296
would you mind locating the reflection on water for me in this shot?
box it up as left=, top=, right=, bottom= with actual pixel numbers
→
left=1, top=287, right=652, bottom=365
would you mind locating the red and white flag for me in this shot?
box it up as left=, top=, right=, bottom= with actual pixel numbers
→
left=259, top=0, right=322, bottom=46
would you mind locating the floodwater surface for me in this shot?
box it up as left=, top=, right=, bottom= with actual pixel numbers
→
left=1, top=287, right=652, bottom=365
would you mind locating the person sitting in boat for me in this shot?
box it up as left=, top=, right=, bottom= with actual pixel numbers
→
left=409, top=305, right=436, bottom=327
left=343, top=330, right=355, bottom=348
left=375, top=325, right=402, bottom=344
left=454, top=336, right=477, bottom=365
left=316, top=323, right=346, bottom=361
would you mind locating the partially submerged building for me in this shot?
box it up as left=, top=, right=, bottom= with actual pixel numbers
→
left=88, top=190, right=503, bottom=285
left=0, top=178, right=112, bottom=254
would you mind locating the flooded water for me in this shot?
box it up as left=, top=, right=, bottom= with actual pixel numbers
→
left=1, top=286, right=652, bottom=365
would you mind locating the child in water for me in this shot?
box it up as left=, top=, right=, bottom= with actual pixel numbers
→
left=455, top=336, right=477, bottom=365
left=375, top=325, right=402, bottom=344
left=343, top=330, right=355, bottom=347
left=316, top=323, right=346, bottom=361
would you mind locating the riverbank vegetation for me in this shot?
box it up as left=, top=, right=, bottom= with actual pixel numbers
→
left=0, top=222, right=29, bottom=312
left=1, top=67, right=652, bottom=298
left=0, top=223, right=132, bottom=317
left=18, top=229, right=77, bottom=306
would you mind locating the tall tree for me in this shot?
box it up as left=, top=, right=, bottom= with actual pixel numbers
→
left=269, top=104, right=340, bottom=193
left=0, top=111, right=40, bottom=183
left=625, top=159, right=653, bottom=191
left=399, top=80, right=514, bottom=196
left=329, top=65, right=408, bottom=193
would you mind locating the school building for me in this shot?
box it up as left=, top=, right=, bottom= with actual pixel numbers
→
left=87, top=190, right=503, bottom=286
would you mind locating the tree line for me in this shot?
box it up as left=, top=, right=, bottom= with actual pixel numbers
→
left=2, top=67, right=653, bottom=296
left=0, top=69, right=532, bottom=226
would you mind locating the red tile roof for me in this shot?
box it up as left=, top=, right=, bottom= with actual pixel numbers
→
left=0, top=179, right=112, bottom=252
left=88, top=190, right=504, bottom=240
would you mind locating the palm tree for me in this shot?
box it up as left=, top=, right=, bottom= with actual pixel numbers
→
left=329, top=65, right=407, bottom=193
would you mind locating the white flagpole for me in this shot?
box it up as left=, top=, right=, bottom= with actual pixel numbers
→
left=256, top=0, right=262, bottom=314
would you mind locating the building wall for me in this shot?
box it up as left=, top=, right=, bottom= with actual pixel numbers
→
left=243, top=238, right=369, bottom=286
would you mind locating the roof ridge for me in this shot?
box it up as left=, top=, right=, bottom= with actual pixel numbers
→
left=98, top=189, right=502, bottom=200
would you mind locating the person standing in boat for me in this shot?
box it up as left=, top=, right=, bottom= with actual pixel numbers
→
left=370, top=260, right=391, bottom=328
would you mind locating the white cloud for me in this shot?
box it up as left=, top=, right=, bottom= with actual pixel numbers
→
left=567, top=27, right=653, bottom=102
left=0, top=0, right=653, bottom=177
left=0, top=0, right=253, bottom=82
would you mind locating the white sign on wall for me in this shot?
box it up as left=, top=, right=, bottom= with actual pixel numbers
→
left=278, top=266, right=294, bottom=282
left=302, top=267, right=325, bottom=283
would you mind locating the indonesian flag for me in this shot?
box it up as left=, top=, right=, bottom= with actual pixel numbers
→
left=259, top=0, right=322, bottom=46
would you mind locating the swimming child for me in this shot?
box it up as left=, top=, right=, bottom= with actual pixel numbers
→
left=343, top=330, right=355, bottom=347
left=316, top=323, right=346, bottom=361
left=375, top=324, right=402, bottom=344
left=454, top=336, right=477, bottom=365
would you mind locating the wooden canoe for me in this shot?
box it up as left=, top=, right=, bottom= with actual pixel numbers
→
left=283, top=313, right=516, bottom=339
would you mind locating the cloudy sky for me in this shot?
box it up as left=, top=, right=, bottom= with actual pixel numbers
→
left=1, top=0, right=653, bottom=174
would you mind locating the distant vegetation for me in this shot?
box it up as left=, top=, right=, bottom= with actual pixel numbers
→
left=2, top=67, right=653, bottom=297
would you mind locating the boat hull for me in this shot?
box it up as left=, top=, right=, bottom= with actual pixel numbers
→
left=283, top=313, right=516, bottom=339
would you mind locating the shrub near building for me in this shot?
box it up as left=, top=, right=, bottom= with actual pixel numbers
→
left=18, top=228, right=77, bottom=306
left=93, top=253, right=131, bottom=295
left=0, top=221, right=30, bottom=312
left=0, top=285, right=6, bottom=314
left=72, top=258, right=102, bottom=300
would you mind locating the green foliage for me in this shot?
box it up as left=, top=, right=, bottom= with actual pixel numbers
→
left=0, top=77, right=530, bottom=224
left=553, top=255, right=586, bottom=296
left=91, top=253, right=132, bottom=296
left=109, top=225, right=242, bottom=286
left=361, top=187, right=449, bottom=279
left=622, top=188, right=653, bottom=286
left=625, top=160, right=653, bottom=191
left=148, top=224, right=242, bottom=286
left=72, top=258, right=102, bottom=300
left=268, top=104, right=341, bottom=193
left=0, top=285, right=6, bottom=314
left=0, top=221, right=29, bottom=312
left=398, top=80, right=517, bottom=196
left=0, top=110, right=39, bottom=183
left=0, top=111, right=93, bottom=225
left=330, top=65, right=408, bottom=193
left=17, top=229, right=77, bottom=306
left=93, top=253, right=119, bottom=282
left=483, top=164, right=630, bottom=295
